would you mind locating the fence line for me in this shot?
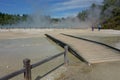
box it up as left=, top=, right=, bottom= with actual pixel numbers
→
left=0, top=68, right=25, bottom=80
left=0, top=46, right=68, bottom=80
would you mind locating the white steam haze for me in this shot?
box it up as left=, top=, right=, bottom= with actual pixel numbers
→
left=87, top=5, right=101, bottom=27
left=0, top=10, right=101, bottom=29
left=0, top=0, right=103, bottom=29
left=18, top=13, right=51, bottom=28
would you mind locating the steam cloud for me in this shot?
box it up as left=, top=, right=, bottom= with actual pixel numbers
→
left=0, top=1, right=103, bottom=29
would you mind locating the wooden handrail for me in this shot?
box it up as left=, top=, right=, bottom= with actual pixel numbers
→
left=0, top=46, right=68, bottom=80
left=0, top=68, right=25, bottom=80
left=31, top=52, right=64, bottom=69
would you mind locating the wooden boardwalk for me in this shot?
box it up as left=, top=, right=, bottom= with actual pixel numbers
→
left=47, top=34, right=120, bottom=64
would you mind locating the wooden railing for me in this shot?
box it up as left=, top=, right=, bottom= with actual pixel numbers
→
left=0, top=46, right=68, bottom=80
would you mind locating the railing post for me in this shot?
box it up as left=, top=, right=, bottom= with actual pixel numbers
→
left=23, top=58, right=32, bottom=80
left=64, top=46, right=69, bottom=66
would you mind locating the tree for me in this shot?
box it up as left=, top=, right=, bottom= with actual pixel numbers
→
left=0, top=12, right=29, bottom=26
left=77, top=10, right=88, bottom=21
left=102, top=0, right=120, bottom=30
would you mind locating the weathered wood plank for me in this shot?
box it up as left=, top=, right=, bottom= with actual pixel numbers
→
left=46, top=34, right=120, bottom=64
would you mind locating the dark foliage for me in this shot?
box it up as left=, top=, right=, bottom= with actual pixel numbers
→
left=0, top=12, right=28, bottom=25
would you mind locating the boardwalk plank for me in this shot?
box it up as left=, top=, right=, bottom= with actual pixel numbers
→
left=48, top=34, right=120, bottom=64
